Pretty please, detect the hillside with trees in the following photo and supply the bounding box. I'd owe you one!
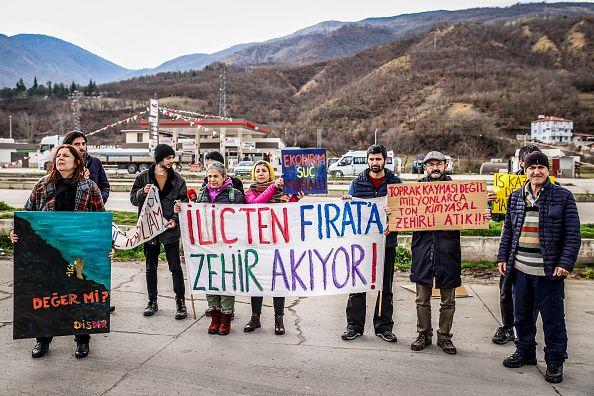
[0,14,592,167]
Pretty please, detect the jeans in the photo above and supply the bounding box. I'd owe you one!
[144,241,185,300]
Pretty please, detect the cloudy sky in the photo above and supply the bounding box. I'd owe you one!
[1,0,576,69]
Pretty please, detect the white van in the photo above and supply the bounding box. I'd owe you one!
[328,150,401,177]
[38,135,64,170]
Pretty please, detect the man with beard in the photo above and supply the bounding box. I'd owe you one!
[63,131,114,312]
[341,144,401,343]
[131,144,189,320]
[409,151,461,355]
[63,131,110,203]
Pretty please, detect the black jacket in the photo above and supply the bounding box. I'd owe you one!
[410,175,462,289]
[497,180,580,277]
[86,155,110,203]
[130,164,188,244]
[348,168,401,247]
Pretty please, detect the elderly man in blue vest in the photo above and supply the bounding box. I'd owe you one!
[497,151,580,384]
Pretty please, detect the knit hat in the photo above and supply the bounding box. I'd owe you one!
[187,188,197,200]
[524,151,549,169]
[251,160,275,181]
[154,144,176,164]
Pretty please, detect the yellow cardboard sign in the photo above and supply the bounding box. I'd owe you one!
[492,173,555,214]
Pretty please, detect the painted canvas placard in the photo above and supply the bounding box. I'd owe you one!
[13,212,112,339]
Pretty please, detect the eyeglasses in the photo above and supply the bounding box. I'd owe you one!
[425,162,444,168]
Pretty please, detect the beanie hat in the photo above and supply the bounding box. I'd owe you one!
[154,144,176,164]
[251,160,275,181]
[524,151,549,169]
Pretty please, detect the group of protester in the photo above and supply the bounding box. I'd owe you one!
[9,133,580,385]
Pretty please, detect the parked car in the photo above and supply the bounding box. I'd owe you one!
[233,160,254,176]
[327,150,400,177]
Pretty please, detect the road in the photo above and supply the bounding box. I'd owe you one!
[0,260,592,395]
[3,189,594,223]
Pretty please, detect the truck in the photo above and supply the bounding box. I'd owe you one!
[37,135,191,173]
[327,150,401,177]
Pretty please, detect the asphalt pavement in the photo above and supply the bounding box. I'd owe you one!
[0,259,592,395]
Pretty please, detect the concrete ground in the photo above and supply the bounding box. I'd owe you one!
[0,259,593,395]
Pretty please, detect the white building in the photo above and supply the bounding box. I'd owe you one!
[531,115,573,144]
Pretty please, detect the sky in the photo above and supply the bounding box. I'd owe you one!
[0,0,578,70]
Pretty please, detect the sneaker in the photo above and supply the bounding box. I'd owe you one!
[545,363,563,383]
[411,333,432,351]
[492,326,514,345]
[503,352,537,368]
[375,330,397,343]
[437,338,457,355]
[341,328,362,341]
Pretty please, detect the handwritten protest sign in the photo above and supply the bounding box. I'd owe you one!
[112,186,167,249]
[180,199,385,297]
[13,212,112,339]
[281,148,327,195]
[492,173,556,214]
[387,181,489,231]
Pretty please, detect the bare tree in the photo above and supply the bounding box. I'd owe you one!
[16,113,38,142]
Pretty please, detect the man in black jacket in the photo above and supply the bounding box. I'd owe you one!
[409,151,460,355]
[131,144,188,320]
[498,152,580,384]
[64,131,116,314]
[341,144,401,343]
[63,131,110,203]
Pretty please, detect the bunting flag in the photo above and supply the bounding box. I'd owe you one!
[3,110,149,167]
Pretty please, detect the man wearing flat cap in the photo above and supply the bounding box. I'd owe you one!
[498,151,580,384]
[131,144,189,320]
[408,151,461,355]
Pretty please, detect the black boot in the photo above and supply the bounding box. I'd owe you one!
[274,315,285,335]
[244,314,261,332]
[545,363,563,383]
[75,342,90,359]
[175,297,187,320]
[31,341,49,358]
[143,299,158,317]
[503,352,537,368]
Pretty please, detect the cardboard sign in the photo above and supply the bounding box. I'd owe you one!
[13,212,112,339]
[180,199,386,296]
[387,181,489,231]
[112,186,168,249]
[281,148,327,195]
[492,173,556,214]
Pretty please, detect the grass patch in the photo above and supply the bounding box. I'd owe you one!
[112,211,138,225]
[113,244,165,261]
[0,234,13,254]
[583,268,594,280]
